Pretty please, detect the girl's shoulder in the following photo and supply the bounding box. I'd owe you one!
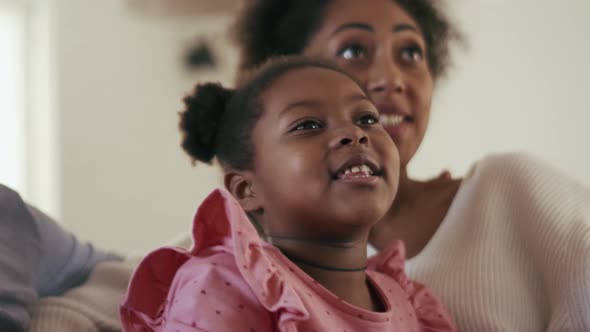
[121,246,271,331]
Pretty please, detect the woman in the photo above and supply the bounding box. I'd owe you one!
[230,0,590,330]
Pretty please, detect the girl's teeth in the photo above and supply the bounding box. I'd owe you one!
[343,164,373,175]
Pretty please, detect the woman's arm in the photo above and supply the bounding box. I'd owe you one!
[498,154,590,331]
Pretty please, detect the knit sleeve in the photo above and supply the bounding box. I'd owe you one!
[544,191,590,331]
[485,153,590,330]
[519,155,590,331]
[547,247,590,331]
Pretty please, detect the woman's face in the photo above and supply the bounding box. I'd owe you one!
[249,67,399,240]
[303,0,434,169]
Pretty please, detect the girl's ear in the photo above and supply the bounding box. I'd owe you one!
[224,171,263,213]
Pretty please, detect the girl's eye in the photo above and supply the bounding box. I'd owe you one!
[293,120,322,131]
[337,44,368,61]
[357,114,379,125]
[400,45,424,63]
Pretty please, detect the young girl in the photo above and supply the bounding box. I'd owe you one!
[120,57,455,331]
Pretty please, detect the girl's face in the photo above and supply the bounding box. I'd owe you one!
[249,67,399,241]
[303,0,434,169]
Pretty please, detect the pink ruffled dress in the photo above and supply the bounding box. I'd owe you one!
[120,189,456,332]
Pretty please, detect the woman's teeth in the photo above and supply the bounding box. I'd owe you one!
[379,114,405,126]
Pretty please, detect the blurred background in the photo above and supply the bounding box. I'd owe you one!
[1,0,589,254]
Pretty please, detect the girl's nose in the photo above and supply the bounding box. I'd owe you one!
[329,125,369,149]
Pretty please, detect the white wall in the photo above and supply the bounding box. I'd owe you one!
[1,0,58,217]
[49,0,590,254]
[412,0,590,186]
[0,4,27,194]
[54,0,238,253]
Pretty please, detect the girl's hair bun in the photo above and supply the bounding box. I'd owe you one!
[179,82,233,164]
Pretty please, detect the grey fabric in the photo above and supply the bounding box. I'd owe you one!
[0,312,23,332]
[0,184,121,332]
[0,184,41,332]
[29,204,121,297]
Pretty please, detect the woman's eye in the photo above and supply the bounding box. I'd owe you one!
[337,44,368,61]
[400,45,424,62]
[357,114,379,125]
[293,120,322,131]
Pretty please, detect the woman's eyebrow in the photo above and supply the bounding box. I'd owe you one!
[394,23,419,34]
[330,22,419,37]
[330,22,374,37]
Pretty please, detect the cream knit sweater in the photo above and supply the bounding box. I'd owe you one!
[405,153,590,331]
[29,260,132,332]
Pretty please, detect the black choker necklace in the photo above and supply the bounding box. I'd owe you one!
[268,235,358,249]
[281,252,367,272]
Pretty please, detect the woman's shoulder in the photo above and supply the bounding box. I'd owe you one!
[462,152,590,219]
[466,152,581,190]
[470,152,550,177]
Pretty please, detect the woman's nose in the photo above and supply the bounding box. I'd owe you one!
[329,125,369,149]
[366,53,405,95]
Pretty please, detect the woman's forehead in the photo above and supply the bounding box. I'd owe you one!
[315,0,420,35]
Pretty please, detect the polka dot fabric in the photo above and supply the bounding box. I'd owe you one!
[120,189,456,331]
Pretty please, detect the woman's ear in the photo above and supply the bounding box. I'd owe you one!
[224,171,263,213]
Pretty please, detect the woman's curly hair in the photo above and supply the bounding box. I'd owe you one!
[231,0,464,80]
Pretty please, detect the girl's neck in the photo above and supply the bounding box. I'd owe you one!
[271,237,380,311]
[271,237,368,273]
